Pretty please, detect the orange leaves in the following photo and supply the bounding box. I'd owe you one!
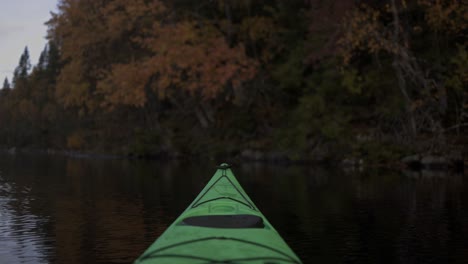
[55,59,91,108]
[125,18,257,101]
[49,0,258,111]
[97,62,150,109]
[190,38,254,98]
[160,32,256,99]
[338,4,384,65]
[418,0,467,34]
[97,12,257,107]
[339,0,467,66]
[102,0,166,40]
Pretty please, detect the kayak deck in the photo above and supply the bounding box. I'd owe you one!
[135,163,302,263]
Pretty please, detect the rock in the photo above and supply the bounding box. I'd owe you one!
[401,154,421,169]
[401,155,421,164]
[254,151,265,161]
[355,134,372,142]
[240,149,254,160]
[47,149,57,155]
[421,155,448,169]
[240,149,265,161]
[421,169,447,178]
[341,158,354,167]
[341,158,363,167]
[402,169,421,178]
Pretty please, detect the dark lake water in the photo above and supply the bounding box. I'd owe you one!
[0,153,467,263]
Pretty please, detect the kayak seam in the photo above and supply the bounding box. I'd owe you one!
[137,253,213,262]
[138,236,300,263]
[140,255,299,263]
[192,196,255,210]
[202,256,300,263]
[191,175,256,211]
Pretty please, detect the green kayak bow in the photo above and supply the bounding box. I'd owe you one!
[135,163,302,264]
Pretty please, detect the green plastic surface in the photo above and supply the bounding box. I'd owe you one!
[135,163,302,263]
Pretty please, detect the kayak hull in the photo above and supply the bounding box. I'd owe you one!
[135,164,302,263]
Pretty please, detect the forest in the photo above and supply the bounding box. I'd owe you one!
[0,0,466,164]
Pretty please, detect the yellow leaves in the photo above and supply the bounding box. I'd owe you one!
[412,25,423,33]
[51,0,258,111]
[156,72,172,94]
[338,5,384,65]
[385,3,392,13]
[339,1,439,66]
[56,59,90,108]
[97,62,149,109]
[419,0,468,33]
[135,20,257,101]
[402,0,407,9]
[94,19,257,107]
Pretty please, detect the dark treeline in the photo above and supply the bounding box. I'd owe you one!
[0,0,466,162]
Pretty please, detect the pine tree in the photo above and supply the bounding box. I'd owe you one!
[2,77,10,90]
[1,77,11,97]
[37,44,49,71]
[13,46,32,85]
[33,41,60,81]
[46,41,60,79]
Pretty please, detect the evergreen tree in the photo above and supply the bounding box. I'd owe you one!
[33,41,60,81]
[13,46,32,85]
[37,44,49,71]
[45,41,60,79]
[2,77,10,90]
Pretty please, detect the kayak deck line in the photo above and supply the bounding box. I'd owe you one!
[135,163,303,264]
[139,255,299,263]
[138,237,300,263]
[190,171,257,211]
[140,255,298,264]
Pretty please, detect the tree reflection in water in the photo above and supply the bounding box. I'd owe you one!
[0,154,466,264]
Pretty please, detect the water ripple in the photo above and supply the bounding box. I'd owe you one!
[1,156,467,263]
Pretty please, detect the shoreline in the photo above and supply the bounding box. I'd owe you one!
[1,147,465,174]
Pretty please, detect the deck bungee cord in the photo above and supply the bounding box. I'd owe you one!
[139,237,300,263]
[191,173,257,210]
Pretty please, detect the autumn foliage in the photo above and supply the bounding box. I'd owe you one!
[0,0,466,160]
[48,0,257,111]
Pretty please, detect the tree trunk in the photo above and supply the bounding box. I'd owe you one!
[391,0,416,137]
[195,105,210,128]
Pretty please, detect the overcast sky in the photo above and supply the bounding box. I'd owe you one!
[0,0,58,83]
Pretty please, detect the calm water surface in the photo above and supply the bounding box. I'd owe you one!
[0,153,467,263]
